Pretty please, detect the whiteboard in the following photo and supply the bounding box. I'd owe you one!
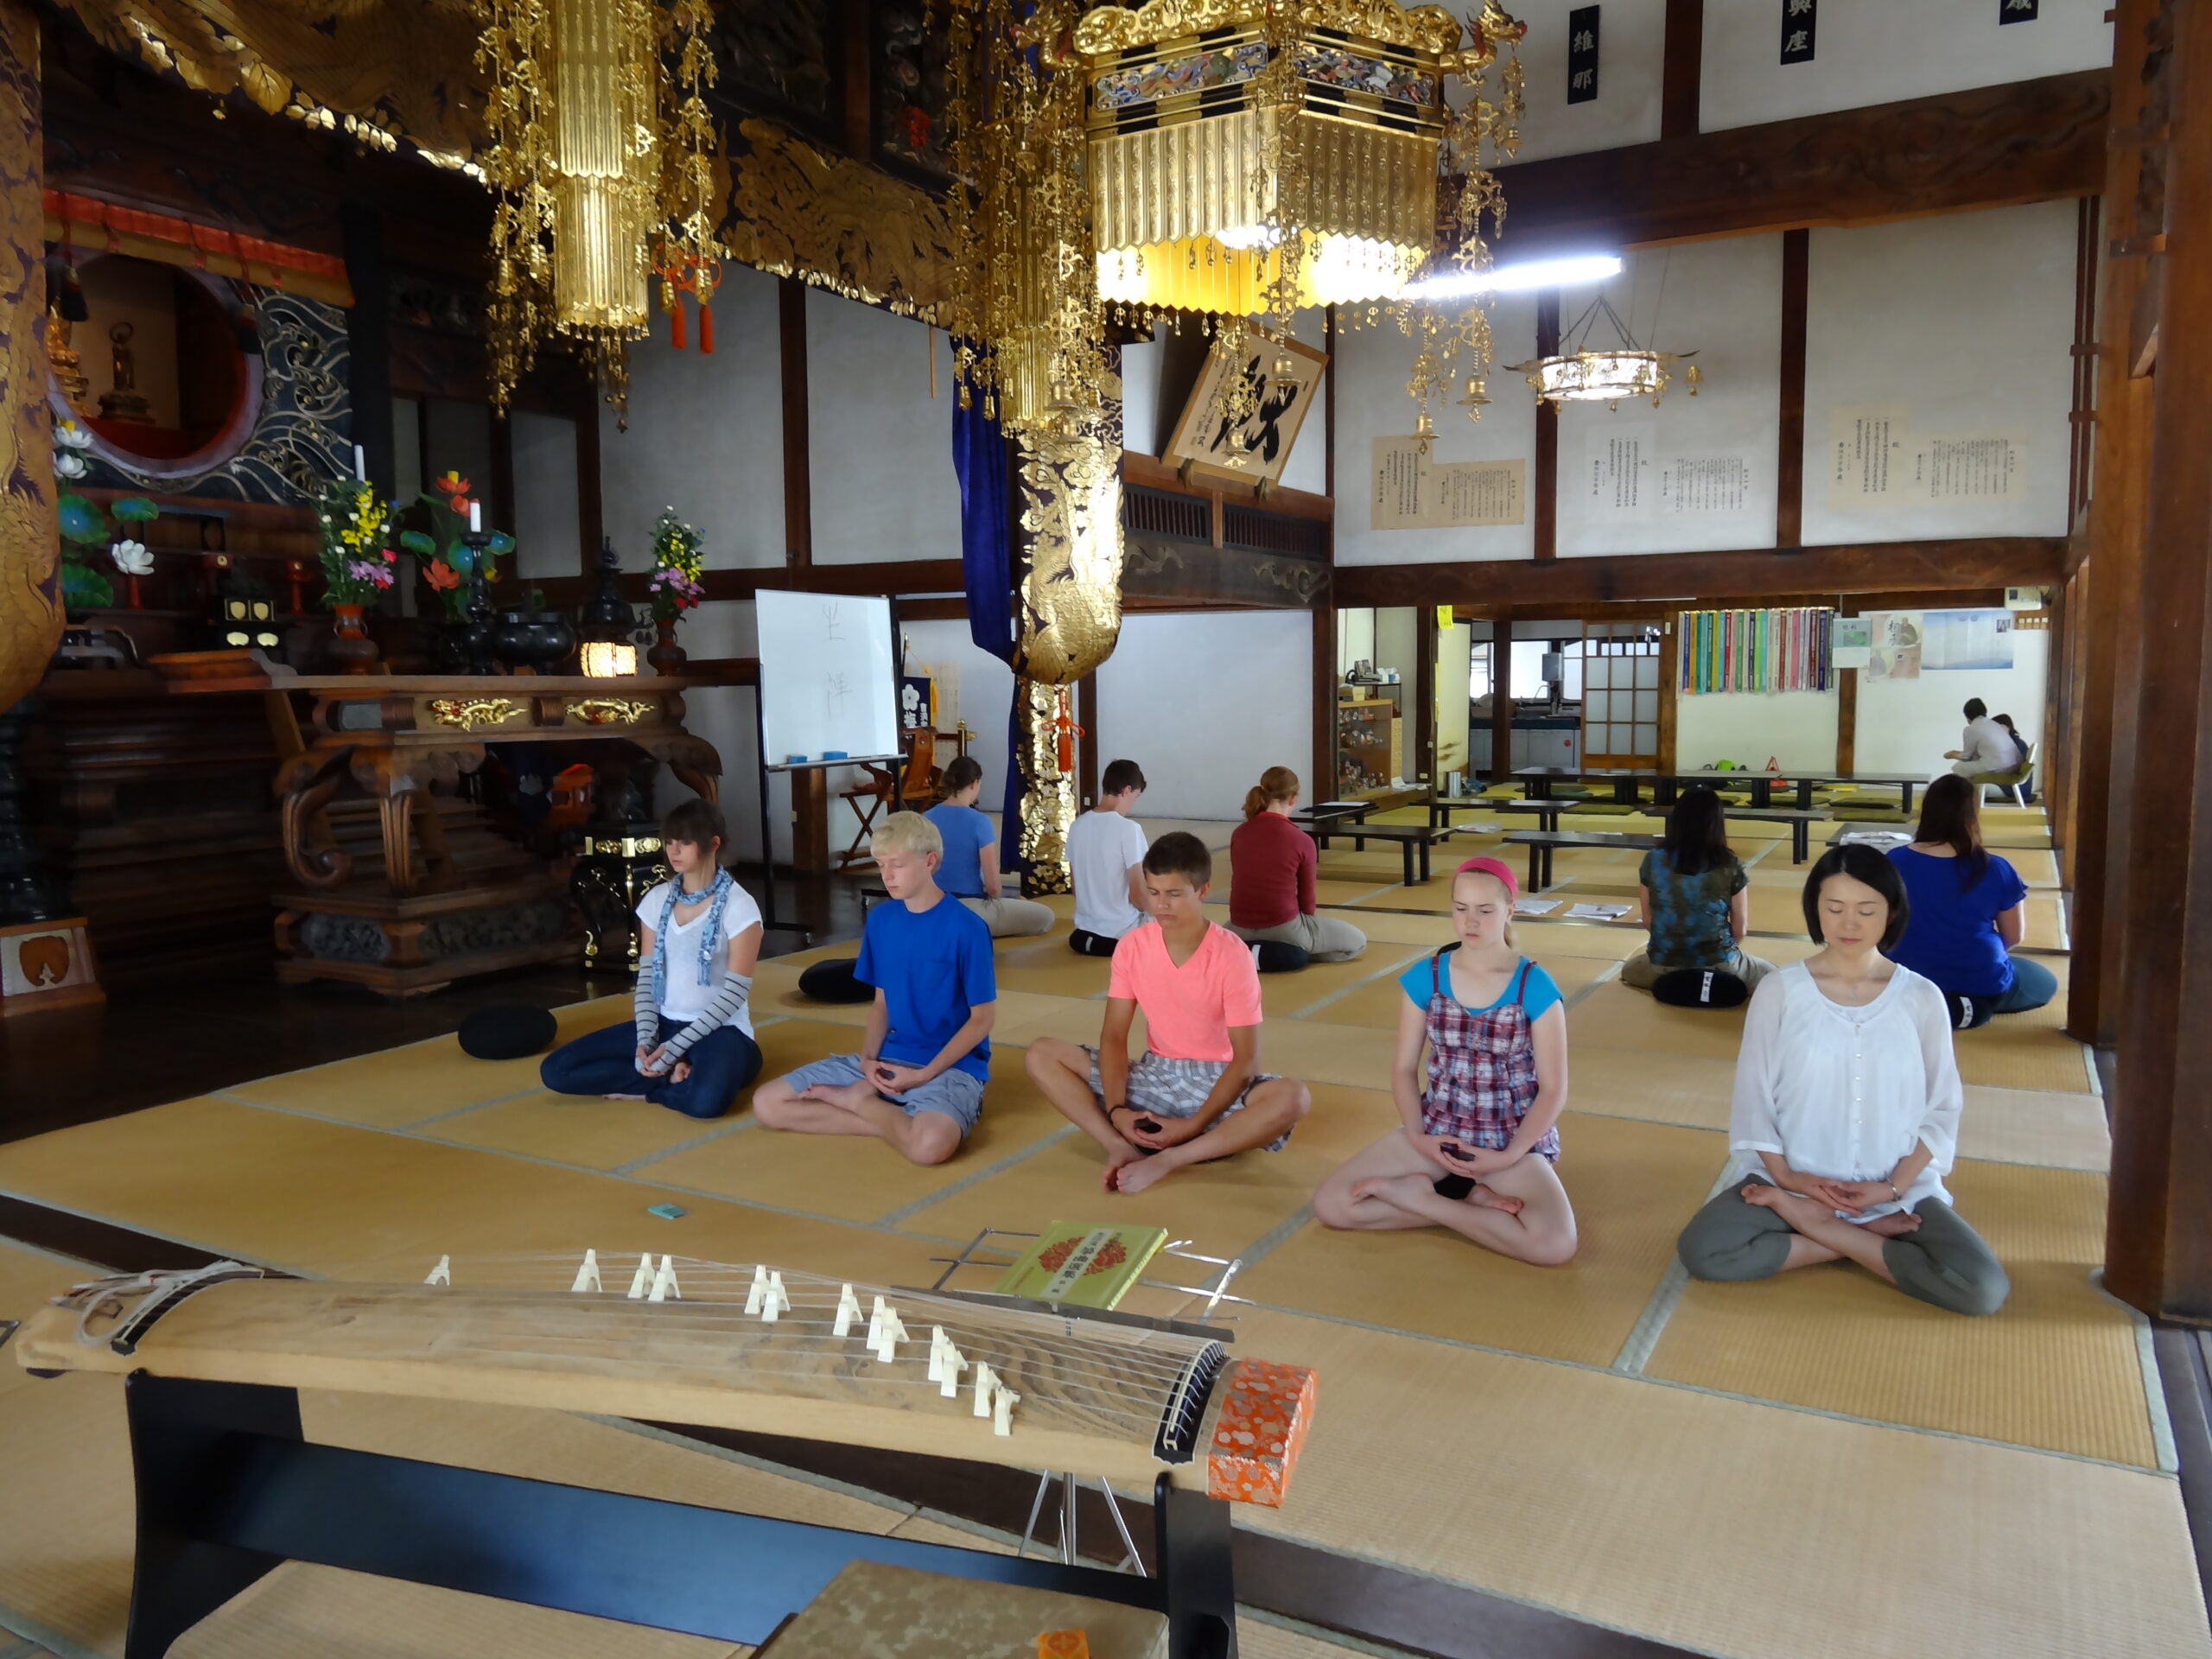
[756,589,900,766]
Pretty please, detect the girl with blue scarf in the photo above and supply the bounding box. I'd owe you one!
[540,799,765,1117]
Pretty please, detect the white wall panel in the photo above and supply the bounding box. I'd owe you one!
[1488,0,1665,164]
[1674,687,1838,773]
[1853,624,2046,776]
[1801,203,2075,546]
[1556,236,1783,556]
[599,263,784,571]
[807,287,963,564]
[1096,612,1313,819]
[1700,0,2110,133]
[1333,292,1539,566]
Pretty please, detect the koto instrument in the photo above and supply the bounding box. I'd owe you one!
[16,1252,1319,1659]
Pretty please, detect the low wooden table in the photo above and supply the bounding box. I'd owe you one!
[1514,766,1660,804]
[1303,819,1471,887]
[271,673,724,995]
[1670,769,1924,813]
[1502,829,1662,891]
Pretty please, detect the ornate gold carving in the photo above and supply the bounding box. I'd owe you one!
[427,696,524,730]
[0,0,57,715]
[570,696,657,726]
[46,0,485,167]
[1074,0,1465,58]
[1013,677,1075,896]
[1013,430,1125,686]
[727,118,955,321]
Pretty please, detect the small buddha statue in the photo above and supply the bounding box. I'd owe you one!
[98,321,154,424]
[46,306,91,414]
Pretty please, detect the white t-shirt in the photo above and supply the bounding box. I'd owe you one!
[635,880,764,1033]
[1069,809,1149,938]
[1960,716,2019,771]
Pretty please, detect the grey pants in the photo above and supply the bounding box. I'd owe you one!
[1677,1177,2010,1316]
[1622,948,1777,992]
[958,894,1056,938]
[1230,912,1367,963]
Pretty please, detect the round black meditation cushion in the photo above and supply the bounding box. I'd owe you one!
[798,959,874,1004]
[1651,967,1750,1009]
[1250,941,1312,975]
[457,1003,559,1059]
[1946,991,1995,1030]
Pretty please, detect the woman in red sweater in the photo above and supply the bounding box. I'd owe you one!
[1227,767,1369,963]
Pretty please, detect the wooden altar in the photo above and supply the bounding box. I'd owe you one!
[271,674,722,995]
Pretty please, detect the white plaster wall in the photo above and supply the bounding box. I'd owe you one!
[1801,203,2075,545]
[1674,688,1839,773]
[898,616,1015,812]
[1489,0,1665,164]
[1334,292,1539,565]
[1700,0,2110,133]
[599,263,785,571]
[1373,607,1419,679]
[1852,624,2047,776]
[512,409,584,582]
[1121,327,1164,456]
[1096,612,1313,818]
[651,601,786,865]
[1556,236,1783,556]
[1337,607,1376,673]
[807,288,963,564]
[1437,621,1472,776]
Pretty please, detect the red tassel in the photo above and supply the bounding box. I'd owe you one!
[669,297,686,351]
[698,302,715,355]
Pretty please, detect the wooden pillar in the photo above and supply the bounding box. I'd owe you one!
[1489,613,1516,783]
[2106,0,2212,1321]
[1532,296,1559,561]
[1414,604,1437,786]
[1077,670,1098,808]
[340,203,396,499]
[2065,0,2160,1048]
[1834,666,1858,774]
[0,0,54,716]
[1776,229,1809,549]
[1661,0,1703,141]
[1313,601,1336,798]
[779,276,812,569]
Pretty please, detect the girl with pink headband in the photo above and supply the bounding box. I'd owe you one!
[1311,856,1579,1265]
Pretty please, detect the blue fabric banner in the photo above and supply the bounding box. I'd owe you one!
[950,377,1027,874]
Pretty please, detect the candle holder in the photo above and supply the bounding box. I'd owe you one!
[461,531,499,677]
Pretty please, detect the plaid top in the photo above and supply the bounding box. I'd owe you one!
[1419,950,1560,1160]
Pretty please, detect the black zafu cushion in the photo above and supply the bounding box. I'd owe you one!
[1251,940,1312,975]
[1651,967,1750,1009]
[1946,991,1995,1030]
[798,959,874,1004]
[458,1002,559,1059]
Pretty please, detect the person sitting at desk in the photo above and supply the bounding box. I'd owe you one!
[1674,846,2010,1316]
[1226,766,1367,965]
[1942,697,2021,781]
[926,755,1055,938]
[1885,774,2056,1025]
[1621,785,1776,995]
[1067,758,1149,957]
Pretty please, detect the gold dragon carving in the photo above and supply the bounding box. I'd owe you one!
[0,0,57,717]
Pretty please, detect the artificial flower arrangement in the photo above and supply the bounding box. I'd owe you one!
[646,506,706,620]
[54,421,161,610]
[316,476,399,607]
[400,469,514,619]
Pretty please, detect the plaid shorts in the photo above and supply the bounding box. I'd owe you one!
[777,1053,985,1135]
[1080,1048,1293,1152]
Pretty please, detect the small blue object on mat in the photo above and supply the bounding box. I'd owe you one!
[785,753,807,765]
[647,1203,688,1220]
[823,750,848,760]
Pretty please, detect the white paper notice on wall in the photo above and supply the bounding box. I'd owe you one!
[1659,455,1754,515]
[1370,438,1525,530]
[1581,422,1655,518]
[1828,404,2025,509]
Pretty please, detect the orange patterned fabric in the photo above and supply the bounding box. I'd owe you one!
[1035,1631,1090,1658]
[1205,1358,1317,1508]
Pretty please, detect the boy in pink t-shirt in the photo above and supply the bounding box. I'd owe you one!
[1024,832,1313,1193]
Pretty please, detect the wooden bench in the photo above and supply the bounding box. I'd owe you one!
[1490,802,1823,862]
[1502,829,1662,891]
[1303,819,1474,887]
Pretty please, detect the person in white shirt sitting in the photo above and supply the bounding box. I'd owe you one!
[1675,843,2010,1316]
[1942,697,2021,781]
[1067,759,1149,957]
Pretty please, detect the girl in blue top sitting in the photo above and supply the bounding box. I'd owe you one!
[1885,775,2056,1025]
[925,755,1055,938]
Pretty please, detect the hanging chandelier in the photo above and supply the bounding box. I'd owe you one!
[1511,291,1700,411]
[477,0,724,418]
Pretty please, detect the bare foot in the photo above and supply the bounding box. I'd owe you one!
[1861,1210,1923,1238]
[1112,1152,1174,1195]
[1465,1183,1526,1217]
[1350,1173,1433,1211]
[1101,1142,1145,1192]
[601,1091,648,1101]
[800,1080,879,1110]
[1741,1183,1802,1212]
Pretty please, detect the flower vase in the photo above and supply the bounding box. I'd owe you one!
[328,604,379,674]
[648,616,688,677]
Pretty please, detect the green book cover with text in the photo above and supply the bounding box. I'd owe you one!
[993,1222,1169,1309]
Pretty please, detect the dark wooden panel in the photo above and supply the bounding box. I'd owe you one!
[1337,538,2066,609]
[1534,291,1560,562]
[536,560,968,609]
[1661,0,1703,142]
[1123,536,1326,608]
[1489,69,2109,259]
[1776,229,1809,549]
[780,276,812,567]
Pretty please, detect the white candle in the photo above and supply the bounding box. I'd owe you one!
[468,499,482,533]
[353,443,365,482]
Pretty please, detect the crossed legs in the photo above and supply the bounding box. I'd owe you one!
[1312,1128,1578,1267]
[749,1073,963,1166]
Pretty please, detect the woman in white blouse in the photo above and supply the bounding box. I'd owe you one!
[1675,844,2010,1315]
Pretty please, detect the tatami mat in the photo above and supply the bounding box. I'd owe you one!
[1238,1112,1726,1366]
[1647,1159,2157,1466]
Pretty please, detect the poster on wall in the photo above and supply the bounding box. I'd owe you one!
[1370,438,1525,530]
[1827,404,2026,509]
[1922,608,2016,671]
[1659,455,1755,515]
[1863,611,1923,682]
[1580,421,1655,518]
[1831,614,1872,670]
[1165,334,1328,486]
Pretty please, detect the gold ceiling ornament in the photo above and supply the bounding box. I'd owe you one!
[46,0,486,167]
[1508,287,1701,412]
[476,0,724,420]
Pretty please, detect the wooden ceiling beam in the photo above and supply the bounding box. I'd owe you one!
[1490,68,2109,258]
[1336,537,2063,609]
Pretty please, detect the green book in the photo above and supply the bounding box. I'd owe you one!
[993,1223,1169,1310]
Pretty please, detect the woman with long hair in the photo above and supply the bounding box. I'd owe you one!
[1225,766,1367,963]
[1884,773,2055,1021]
[924,754,1055,937]
[1622,785,1776,993]
[1675,844,2008,1315]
